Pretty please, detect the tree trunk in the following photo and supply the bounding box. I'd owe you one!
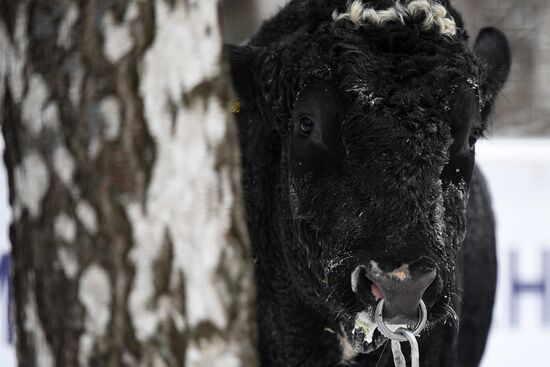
[0,1,257,366]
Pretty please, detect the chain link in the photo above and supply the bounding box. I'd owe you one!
[375,300,425,367]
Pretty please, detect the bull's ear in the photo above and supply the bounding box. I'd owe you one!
[225,44,262,102]
[473,27,511,116]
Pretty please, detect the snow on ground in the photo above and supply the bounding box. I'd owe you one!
[0,138,549,365]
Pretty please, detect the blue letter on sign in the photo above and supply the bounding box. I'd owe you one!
[0,254,11,344]
[509,250,550,326]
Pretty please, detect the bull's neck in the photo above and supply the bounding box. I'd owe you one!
[242,176,343,364]
[237,119,343,365]
[254,252,343,367]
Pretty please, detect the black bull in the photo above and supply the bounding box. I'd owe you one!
[228,0,511,366]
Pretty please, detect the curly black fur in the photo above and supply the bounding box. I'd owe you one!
[228,1,511,366]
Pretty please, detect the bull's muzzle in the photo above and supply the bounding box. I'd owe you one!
[351,258,437,325]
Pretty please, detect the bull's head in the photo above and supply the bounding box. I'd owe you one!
[229,0,510,356]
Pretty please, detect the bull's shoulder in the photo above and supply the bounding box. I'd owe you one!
[457,163,497,366]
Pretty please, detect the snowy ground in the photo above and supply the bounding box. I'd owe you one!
[0,138,549,365]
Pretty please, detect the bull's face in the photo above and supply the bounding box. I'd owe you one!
[229,1,510,356]
[287,74,476,352]
[284,33,509,353]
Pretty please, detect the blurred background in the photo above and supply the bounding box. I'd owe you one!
[1,0,549,365]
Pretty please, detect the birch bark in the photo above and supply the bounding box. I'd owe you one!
[0,1,256,366]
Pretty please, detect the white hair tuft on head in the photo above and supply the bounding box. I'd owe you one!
[333,0,457,37]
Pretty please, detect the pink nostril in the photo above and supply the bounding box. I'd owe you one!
[371,283,383,301]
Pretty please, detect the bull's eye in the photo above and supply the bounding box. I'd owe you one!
[469,128,482,149]
[299,116,315,136]
[290,79,343,175]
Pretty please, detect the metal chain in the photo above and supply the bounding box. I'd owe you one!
[375,300,425,367]
[391,328,420,367]
[391,340,407,367]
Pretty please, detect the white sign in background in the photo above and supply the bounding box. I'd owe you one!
[0,136,15,366]
[0,138,548,366]
[478,139,550,366]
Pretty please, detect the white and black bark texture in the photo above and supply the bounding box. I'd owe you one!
[0,0,257,366]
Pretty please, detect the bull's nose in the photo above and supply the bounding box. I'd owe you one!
[351,259,437,324]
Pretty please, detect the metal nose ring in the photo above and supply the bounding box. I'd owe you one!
[375,299,428,341]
